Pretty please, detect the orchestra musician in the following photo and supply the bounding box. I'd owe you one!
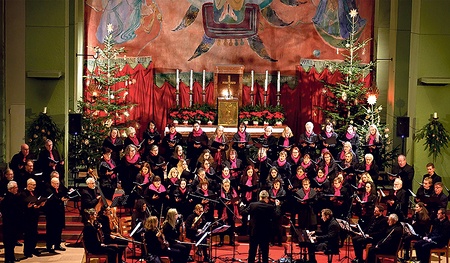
[269,178,286,246]
[142,120,161,159]
[146,145,166,179]
[298,122,319,160]
[168,145,185,172]
[239,190,281,263]
[402,202,431,261]
[98,147,118,200]
[102,127,124,165]
[208,125,229,168]
[185,204,210,263]
[187,121,208,171]
[162,208,192,262]
[44,176,68,252]
[97,205,127,262]
[319,122,338,157]
[82,208,120,263]
[366,214,403,263]
[351,205,388,263]
[217,178,239,246]
[232,122,252,164]
[81,177,101,217]
[0,181,21,263]
[162,123,183,161]
[306,208,340,263]
[131,199,149,243]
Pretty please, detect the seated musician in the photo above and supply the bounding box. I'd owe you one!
[97,205,127,262]
[265,167,283,189]
[366,214,403,263]
[402,202,431,261]
[232,122,252,164]
[287,147,302,176]
[272,150,292,182]
[144,176,169,217]
[223,149,244,182]
[144,216,183,263]
[295,178,317,230]
[239,166,259,235]
[307,208,340,263]
[162,208,192,262]
[351,205,388,263]
[414,208,450,263]
[131,199,149,243]
[167,145,185,172]
[194,179,216,222]
[359,153,379,183]
[82,208,121,263]
[208,126,229,168]
[177,159,194,184]
[269,178,286,246]
[135,163,153,198]
[185,204,210,262]
[356,181,377,228]
[217,179,239,246]
[172,178,192,218]
[81,178,101,220]
[386,178,407,221]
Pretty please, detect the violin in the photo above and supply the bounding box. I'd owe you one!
[179,216,186,242]
[192,208,208,228]
[157,228,169,249]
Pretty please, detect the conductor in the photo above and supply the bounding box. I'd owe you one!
[240,190,281,263]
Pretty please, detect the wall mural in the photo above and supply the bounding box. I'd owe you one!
[85,0,374,72]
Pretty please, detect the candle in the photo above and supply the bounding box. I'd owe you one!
[176,69,179,92]
[434,112,438,119]
[277,71,280,93]
[265,70,268,92]
[202,70,205,91]
[251,70,254,93]
[43,107,47,114]
[190,70,193,92]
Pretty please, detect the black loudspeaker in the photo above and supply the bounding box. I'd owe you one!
[69,113,82,135]
[397,117,410,138]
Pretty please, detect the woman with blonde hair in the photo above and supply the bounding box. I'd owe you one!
[165,167,180,191]
[162,209,192,261]
[278,126,295,152]
[209,125,229,167]
[124,126,142,151]
[364,124,383,166]
[144,216,183,262]
[176,159,193,183]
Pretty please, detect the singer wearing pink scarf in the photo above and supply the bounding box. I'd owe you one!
[217,179,239,246]
[319,122,338,157]
[187,122,208,170]
[277,126,295,152]
[272,150,291,180]
[364,124,383,167]
[102,127,124,165]
[209,126,229,167]
[295,178,318,229]
[268,179,286,246]
[232,122,252,162]
[124,126,142,153]
[98,147,118,200]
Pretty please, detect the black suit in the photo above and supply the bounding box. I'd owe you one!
[367,222,403,263]
[20,189,41,256]
[38,149,64,183]
[83,222,118,263]
[392,164,414,193]
[308,217,340,262]
[0,191,21,262]
[44,184,68,249]
[351,215,388,261]
[81,188,99,220]
[240,200,280,263]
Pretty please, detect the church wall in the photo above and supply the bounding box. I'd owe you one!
[412,0,450,191]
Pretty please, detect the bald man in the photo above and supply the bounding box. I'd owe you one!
[10,144,35,174]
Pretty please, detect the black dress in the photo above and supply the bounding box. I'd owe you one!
[102,136,124,165]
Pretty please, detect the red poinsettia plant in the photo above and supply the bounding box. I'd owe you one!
[239,104,285,125]
[169,104,217,124]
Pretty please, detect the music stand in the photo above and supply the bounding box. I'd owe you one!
[336,218,352,263]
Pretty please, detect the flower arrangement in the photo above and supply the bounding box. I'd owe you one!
[169,104,217,125]
[239,104,285,125]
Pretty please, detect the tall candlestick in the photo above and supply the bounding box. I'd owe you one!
[277,71,280,93]
[265,70,268,92]
[190,70,193,92]
[251,70,254,93]
[202,70,206,103]
[176,69,179,92]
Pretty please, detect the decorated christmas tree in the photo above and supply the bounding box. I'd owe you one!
[415,115,450,161]
[69,24,138,169]
[317,9,397,169]
[26,110,63,155]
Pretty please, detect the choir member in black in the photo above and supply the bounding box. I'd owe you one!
[18,160,43,194]
[319,151,338,182]
[253,147,272,187]
[351,205,388,263]
[337,141,358,164]
[177,159,194,184]
[168,145,185,172]
[146,145,166,178]
[295,178,317,230]
[144,176,169,216]
[299,154,316,179]
[0,181,21,263]
[258,126,278,161]
[209,125,229,168]
[357,172,374,190]
[135,162,153,198]
[81,177,100,213]
[341,151,359,185]
[238,166,259,235]
[287,147,302,176]
[44,177,68,252]
[172,178,192,218]
[298,121,319,159]
[272,150,291,183]
[366,214,404,263]
[0,169,15,197]
[289,166,308,193]
[423,162,441,185]
[386,178,407,221]
[120,144,142,208]
[142,120,161,159]
[265,167,283,189]
[343,124,360,159]
[98,147,118,200]
[131,199,149,243]
[390,155,414,192]
[307,208,340,263]
[402,202,431,261]
[124,126,142,151]
[162,208,192,262]
[433,182,448,211]
[187,121,208,170]
[356,182,377,228]
[38,139,64,184]
[216,166,237,192]
[102,127,124,165]
[162,123,183,160]
[165,167,180,194]
[186,204,210,262]
[414,208,450,263]
[224,149,243,183]
[232,122,252,164]
[10,143,35,175]
[217,179,239,246]
[319,122,338,157]
[192,168,213,190]
[360,153,379,183]
[82,209,119,263]
[364,124,383,169]
[278,126,295,152]
[329,177,348,219]
[21,178,46,257]
[196,149,216,170]
[415,176,434,205]
[268,178,286,246]
[194,179,216,222]
[97,205,127,262]
[239,190,281,263]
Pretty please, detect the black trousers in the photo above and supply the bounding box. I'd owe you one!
[352,235,373,260]
[23,219,38,255]
[248,236,270,263]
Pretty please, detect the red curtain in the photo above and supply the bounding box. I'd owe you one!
[84,65,371,140]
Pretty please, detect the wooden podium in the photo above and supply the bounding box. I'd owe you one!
[214,65,244,126]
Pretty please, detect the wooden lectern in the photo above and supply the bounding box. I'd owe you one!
[214,65,244,126]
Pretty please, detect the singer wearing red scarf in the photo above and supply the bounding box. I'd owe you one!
[232,122,253,162]
[98,147,118,200]
[364,124,383,167]
[295,178,318,230]
[102,128,124,165]
[187,122,208,170]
